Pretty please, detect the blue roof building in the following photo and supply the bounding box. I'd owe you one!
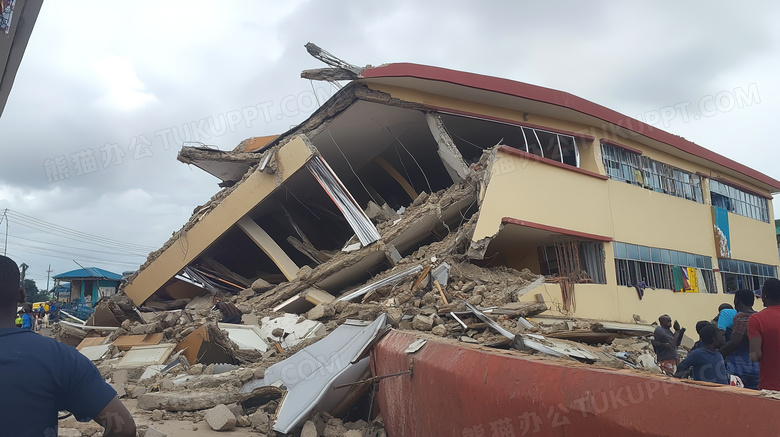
[53,267,122,307]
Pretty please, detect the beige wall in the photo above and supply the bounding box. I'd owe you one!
[124,137,314,305]
[518,282,755,334]
[728,212,780,265]
[473,150,614,242]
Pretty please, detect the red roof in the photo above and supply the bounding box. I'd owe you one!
[362,63,780,192]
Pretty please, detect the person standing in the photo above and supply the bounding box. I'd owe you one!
[749,278,780,391]
[20,304,33,330]
[653,315,685,375]
[0,255,136,436]
[674,324,729,384]
[720,289,760,389]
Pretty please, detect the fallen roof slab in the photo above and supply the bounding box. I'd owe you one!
[241,314,389,434]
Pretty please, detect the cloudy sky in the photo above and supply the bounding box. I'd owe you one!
[1,1,779,287]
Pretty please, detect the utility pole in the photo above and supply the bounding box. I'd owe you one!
[46,264,53,295]
[1,209,7,256]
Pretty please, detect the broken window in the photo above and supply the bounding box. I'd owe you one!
[310,101,454,212]
[438,113,580,167]
[710,179,769,223]
[601,143,703,203]
[537,240,606,284]
[718,258,777,293]
[613,242,717,293]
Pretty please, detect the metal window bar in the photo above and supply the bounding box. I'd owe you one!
[533,130,545,159]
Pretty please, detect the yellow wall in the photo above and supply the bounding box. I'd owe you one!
[473,150,614,242]
[728,212,780,265]
[124,137,314,305]
[606,180,716,255]
[518,282,754,334]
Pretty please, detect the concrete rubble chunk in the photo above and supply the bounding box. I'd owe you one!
[137,390,244,412]
[301,420,319,437]
[250,410,269,429]
[57,429,81,437]
[151,409,164,421]
[205,404,237,431]
[144,425,167,437]
[412,314,434,331]
[307,303,335,320]
[252,277,274,291]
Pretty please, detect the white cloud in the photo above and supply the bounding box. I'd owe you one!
[93,55,158,110]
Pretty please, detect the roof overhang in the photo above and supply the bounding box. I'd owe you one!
[360,63,780,193]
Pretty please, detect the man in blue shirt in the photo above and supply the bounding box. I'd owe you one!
[674,324,729,385]
[0,255,136,436]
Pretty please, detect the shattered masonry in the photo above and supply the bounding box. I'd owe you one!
[59,50,780,435]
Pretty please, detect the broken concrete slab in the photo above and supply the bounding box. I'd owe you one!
[116,344,176,369]
[218,323,269,352]
[256,313,326,349]
[78,344,111,361]
[204,404,237,431]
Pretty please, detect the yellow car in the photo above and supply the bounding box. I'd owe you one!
[32,302,49,312]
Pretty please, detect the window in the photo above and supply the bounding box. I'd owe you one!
[718,258,777,293]
[613,242,717,293]
[601,143,703,203]
[439,113,581,167]
[710,179,769,223]
[538,240,606,284]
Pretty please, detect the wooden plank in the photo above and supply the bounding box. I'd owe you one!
[112,333,165,351]
[411,266,432,292]
[76,336,107,350]
[433,280,449,305]
[237,216,300,281]
[305,288,336,305]
[374,156,418,200]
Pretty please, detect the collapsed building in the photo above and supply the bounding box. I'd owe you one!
[124,46,780,331]
[58,46,780,435]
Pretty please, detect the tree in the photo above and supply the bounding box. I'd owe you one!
[22,278,50,303]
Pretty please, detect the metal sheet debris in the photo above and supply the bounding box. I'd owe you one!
[337,264,423,302]
[241,314,389,434]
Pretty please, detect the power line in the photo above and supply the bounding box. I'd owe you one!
[4,209,158,252]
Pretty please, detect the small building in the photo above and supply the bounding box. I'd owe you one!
[53,268,122,307]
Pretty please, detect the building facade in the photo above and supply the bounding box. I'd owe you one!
[123,62,779,331]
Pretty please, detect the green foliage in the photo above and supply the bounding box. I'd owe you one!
[22,278,51,303]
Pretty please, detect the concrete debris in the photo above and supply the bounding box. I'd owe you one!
[204,404,237,431]
[49,51,723,436]
[144,426,167,437]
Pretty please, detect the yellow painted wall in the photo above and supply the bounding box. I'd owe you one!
[518,282,748,334]
[606,180,716,255]
[473,150,614,242]
[728,212,780,265]
[124,137,314,305]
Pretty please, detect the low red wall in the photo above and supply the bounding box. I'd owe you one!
[372,330,778,437]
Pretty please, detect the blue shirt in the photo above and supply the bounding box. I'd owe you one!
[0,328,116,436]
[677,348,729,385]
[717,308,737,331]
[21,313,32,330]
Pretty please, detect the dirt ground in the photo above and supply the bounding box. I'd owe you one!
[58,398,261,437]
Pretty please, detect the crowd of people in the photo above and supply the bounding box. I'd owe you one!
[14,300,58,331]
[653,278,780,392]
